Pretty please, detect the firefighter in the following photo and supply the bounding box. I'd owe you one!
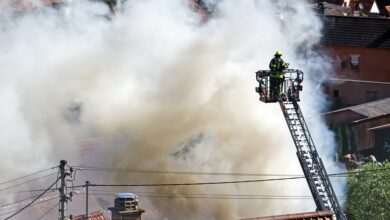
[269,50,289,101]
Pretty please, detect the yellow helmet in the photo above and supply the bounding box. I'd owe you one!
[275,50,282,56]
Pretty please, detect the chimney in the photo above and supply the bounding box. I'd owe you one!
[109,193,145,220]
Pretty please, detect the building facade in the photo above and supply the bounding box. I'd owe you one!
[317,8,390,162]
[324,98,390,160]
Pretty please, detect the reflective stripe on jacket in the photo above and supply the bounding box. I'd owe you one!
[269,57,286,78]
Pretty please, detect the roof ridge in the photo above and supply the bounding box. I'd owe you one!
[323,97,390,115]
[323,14,390,20]
[327,78,390,84]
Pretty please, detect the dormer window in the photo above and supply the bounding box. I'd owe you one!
[350,54,360,68]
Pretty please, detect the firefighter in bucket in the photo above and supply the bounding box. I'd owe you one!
[269,50,289,101]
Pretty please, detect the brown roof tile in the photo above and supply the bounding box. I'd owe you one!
[324,97,390,119]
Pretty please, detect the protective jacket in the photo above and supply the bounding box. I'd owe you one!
[269,57,288,78]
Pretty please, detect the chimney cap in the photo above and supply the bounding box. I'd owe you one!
[115,193,137,199]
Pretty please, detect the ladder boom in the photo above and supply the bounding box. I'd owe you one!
[255,69,346,220]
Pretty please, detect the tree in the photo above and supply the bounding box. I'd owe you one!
[346,162,390,220]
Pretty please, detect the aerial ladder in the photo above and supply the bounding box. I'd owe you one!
[255,69,347,220]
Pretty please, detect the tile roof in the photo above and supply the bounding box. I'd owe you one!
[71,211,106,220]
[241,211,334,220]
[309,0,345,4]
[311,0,375,14]
[324,97,390,118]
[321,15,390,48]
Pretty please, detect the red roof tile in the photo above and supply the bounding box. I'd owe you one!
[71,211,107,220]
[241,211,334,220]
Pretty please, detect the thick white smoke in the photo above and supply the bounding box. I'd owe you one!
[0,0,344,219]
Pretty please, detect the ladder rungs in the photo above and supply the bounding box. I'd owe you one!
[280,100,344,218]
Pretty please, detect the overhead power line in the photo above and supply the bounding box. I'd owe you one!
[79,192,348,200]
[0,173,57,193]
[14,167,390,194]
[0,190,58,210]
[0,168,54,187]
[74,168,389,188]
[79,190,347,199]
[74,166,390,177]
[37,202,58,220]
[0,194,46,209]
[0,197,59,218]
[74,175,309,188]
[14,188,58,194]
[74,166,302,177]
[4,178,59,220]
[83,192,316,200]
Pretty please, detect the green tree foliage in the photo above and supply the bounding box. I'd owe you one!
[346,162,390,220]
[330,124,356,157]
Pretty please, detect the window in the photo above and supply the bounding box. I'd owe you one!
[350,54,360,68]
[367,91,378,102]
[324,85,330,94]
[333,89,342,109]
[341,60,347,69]
[333,90,339,98]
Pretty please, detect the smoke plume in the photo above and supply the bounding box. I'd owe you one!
[0,0,344,219]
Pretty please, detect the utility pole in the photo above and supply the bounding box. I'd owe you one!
[85,181,89,220]
[59,160,73,220]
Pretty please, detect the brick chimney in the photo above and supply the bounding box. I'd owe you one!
[108,193,145,220]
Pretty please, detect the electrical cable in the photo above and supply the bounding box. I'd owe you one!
[0,197,58,217]
[75,168,388,188]
[3,178,59,220]
[12,175,311,192]
[73,165,390,177]
[0,173,57,193]
[76,192,338,200]
[93,193,314,200]
[37,202,58,220]
[0,168,54,187]
[0,195,39,210]
[0,190,57,209]
[81,190,347,198]
[78,170,385,188]
[74,166,302,177]
[14,167,390,194]
[75,175,310,188]
[0,194,44,209]
[14,188,58,193]
[55,169,60,195]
